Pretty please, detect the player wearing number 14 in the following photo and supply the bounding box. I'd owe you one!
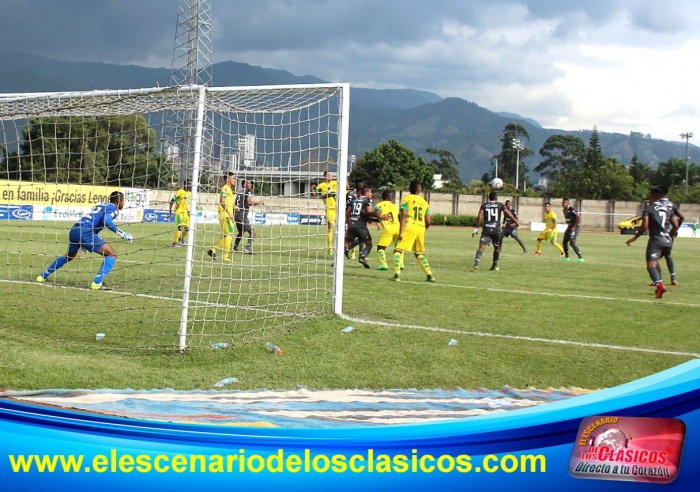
[471,191,518,271]
[392,180,435,282]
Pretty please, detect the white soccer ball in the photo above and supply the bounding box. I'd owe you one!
[490,178,504,189]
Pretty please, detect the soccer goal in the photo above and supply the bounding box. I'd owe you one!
[0,84,350,351]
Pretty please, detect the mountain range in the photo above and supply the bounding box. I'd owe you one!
[1,50,697,181]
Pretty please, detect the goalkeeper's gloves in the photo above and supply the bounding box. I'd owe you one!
[472,228,479,237]
[117,229,133,243]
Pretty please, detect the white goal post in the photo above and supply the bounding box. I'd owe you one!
[0,83,350,352]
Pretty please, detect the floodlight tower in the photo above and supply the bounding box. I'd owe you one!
[163,0,214,187]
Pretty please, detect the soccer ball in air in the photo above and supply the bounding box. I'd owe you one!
[490,178,504,189]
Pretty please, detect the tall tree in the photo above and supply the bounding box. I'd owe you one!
[585,126,604,170]
[350,139,434,190]
[426,148,463,190]
[628,154,653,185]
[20,115,162,187]
[536,135,586,180]
[495,123,532,188]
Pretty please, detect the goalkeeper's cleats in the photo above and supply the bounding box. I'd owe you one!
[90,282,111,291]
[35,275,47,283]
[358,257,370,269]
[207,249,217,260]
[426,275,436,282]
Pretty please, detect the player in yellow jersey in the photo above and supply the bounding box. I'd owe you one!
[208,172,237,263]
[392,179,435,282]
[374,189,403,271]
[313,171,337,255]
[168,180,191,247]
[534,202,565,256]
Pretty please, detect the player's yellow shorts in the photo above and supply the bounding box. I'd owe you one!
[378,227,399,248]
[175,213,189,228]
[218,214,235,235]
[325,207,336,225]
[395,228,426,254]
[538,229,557,242]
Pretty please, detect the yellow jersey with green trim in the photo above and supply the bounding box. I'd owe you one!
[315,180,337,209]
[172,188,191,215]
[375,200,399,231]
[544,210,557,231]
[218,184,235,217]
[400,194,430,231]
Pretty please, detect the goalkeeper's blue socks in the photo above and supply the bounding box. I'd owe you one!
[42,255,70,279]
[93,256,116,285]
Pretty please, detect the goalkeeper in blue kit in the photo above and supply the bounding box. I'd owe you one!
[36,191,133,290]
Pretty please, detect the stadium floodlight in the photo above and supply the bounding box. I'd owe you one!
[681,132,693,194]
[512,139,525,192]
[0,83,350,352]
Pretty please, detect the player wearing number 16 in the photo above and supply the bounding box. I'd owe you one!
[392,179,435,282]
[471,190,518,272]
[35,191,133,291]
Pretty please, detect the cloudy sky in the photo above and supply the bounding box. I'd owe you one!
[2,0,698,142]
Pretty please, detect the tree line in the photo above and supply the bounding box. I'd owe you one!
[350,124,700,204]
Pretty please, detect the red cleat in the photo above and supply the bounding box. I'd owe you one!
[655,283,667,299]
[648,282,656,287]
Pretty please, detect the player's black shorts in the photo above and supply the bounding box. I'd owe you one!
[346,226,372,244]
[502,226,519,239]
[646,239,672,262]
[564,225,580,242]
[234,213,253,234]
[480,230,502,247]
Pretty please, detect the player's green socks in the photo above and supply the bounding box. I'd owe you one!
[416,254,432,275]
[393,252,402,275]
[377,249,388,268]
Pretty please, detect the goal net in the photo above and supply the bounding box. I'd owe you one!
[0,84,349,351]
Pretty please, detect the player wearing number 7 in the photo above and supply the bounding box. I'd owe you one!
[36,191,133,291]
[374,189,403,271]
[392,179,435,282]
[471,190,518,272]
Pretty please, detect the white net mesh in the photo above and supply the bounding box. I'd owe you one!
[0,84,348,351]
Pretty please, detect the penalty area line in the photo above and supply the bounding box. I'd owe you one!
[339,314,700,358]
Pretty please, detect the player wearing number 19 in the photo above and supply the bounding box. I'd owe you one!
[471,191,518,272]
[392,180,435,282]
[35,191,133,290]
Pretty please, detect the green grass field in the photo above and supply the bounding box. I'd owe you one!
[1,221,698,392]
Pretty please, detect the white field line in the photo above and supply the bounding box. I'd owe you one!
[347,273,700,309]
[0,279,296,317]
[340,314,700,358]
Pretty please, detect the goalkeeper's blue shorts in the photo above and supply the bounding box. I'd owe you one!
[68,225,105,254]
